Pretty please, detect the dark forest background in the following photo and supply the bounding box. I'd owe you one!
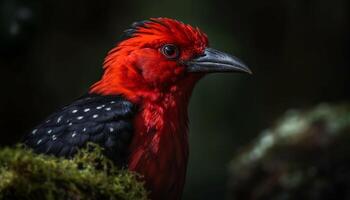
[0,0,349,199]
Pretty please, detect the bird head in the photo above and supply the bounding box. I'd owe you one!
[90,18,251,102]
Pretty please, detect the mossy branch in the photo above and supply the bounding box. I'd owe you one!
[0,143,148,200]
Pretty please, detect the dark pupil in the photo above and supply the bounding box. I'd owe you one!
[164,45,175,56]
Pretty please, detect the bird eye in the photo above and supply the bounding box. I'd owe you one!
[161,44,179,59]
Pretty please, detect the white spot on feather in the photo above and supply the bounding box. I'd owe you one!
[47,129,52,134]
[93,114,98,118]
[32,129,37,135]
[84,108,90,112]
[77,116,84,120]
[37,139,42,145]
[57,116,62,123]
[52,135,57,140]
[72,109,78,113]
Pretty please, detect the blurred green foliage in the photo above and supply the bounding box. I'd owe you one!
[229,103,350,200]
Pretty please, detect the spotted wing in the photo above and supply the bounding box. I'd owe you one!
[23,94,136,165]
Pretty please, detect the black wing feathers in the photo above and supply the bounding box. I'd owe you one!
[23,94,136,166]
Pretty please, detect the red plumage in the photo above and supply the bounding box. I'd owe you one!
[90,18,208,199]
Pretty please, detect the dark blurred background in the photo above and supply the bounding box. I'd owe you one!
[0,0,349,199]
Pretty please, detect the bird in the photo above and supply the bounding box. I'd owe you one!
[23,17,251,200]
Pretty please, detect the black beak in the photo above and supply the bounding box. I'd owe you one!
[186,48,252,74]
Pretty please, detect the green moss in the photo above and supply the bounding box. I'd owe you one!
[0,144,148,200]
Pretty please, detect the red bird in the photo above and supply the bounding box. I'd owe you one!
[23,18,251,200]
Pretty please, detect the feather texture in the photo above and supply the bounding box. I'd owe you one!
[23,94,135,165]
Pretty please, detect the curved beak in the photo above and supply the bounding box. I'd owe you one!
[186,48,252,74]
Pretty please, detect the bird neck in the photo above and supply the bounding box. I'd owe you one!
[127,84,193,200]
[127,74,197,158]
[127,77,201,200]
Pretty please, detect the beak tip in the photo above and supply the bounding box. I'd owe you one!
[245,67,253,75]
[237,63,253,75]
